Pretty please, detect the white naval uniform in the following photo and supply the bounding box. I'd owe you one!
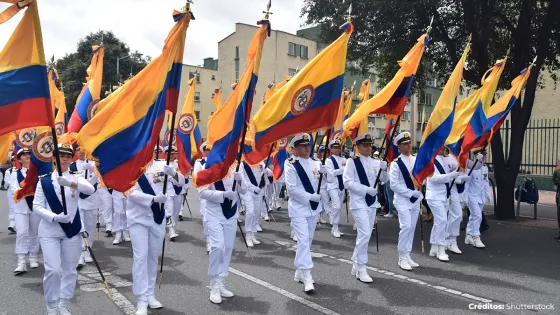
[126,160,185,303]
[466,159,484,237]
[193,158,208,237]
[6,168,16,225]
[198,169,246,285]
[98,186,113,227]
[241,162,266,233]
[285,157,323,271]
[74,160,100,250]
[426,155,451,246]
[343,154,386,267]
[444,154,463,242]
[319,158,331,217]
[11,167,41,257]
[112,190,128,233]
[33,171,94,304]
[272,172,285,209]
[165,161,187,227]
[389,154,423,256]
[326,154,347,231]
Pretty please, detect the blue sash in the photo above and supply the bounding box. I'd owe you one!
[16,169,34,210]
[200,159,206,166]
[330,156,345,191]
[69,162,78,173]
[108,188,113,194]
[396,158,418,203]
[434,159,450,199]
[353,157,376,207]
[137,174,164,224]
[456,182,466,194]
[242,162,262,193]
[172,184,182,195]
[214,180,237,219]
[292,160,319,210]
[40,176,82,238]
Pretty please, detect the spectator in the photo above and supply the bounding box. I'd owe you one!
[553,161,560,241]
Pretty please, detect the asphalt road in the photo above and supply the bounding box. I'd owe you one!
[1,189,559,315]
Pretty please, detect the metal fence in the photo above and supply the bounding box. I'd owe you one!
[485,119,560,176]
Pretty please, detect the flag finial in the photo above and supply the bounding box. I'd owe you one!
[344,2,355,22]
[263,0,273,19]
[426,15,434,34]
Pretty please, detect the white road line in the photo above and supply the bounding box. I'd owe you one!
[275,240,493,304]
[78,266,136,315]
[229,267,343,315]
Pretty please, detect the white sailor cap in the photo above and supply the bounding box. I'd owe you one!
[154,145,164,153]
[290,133,311,148]
[393,131,412,146]
[328,139,342,149]
[353,133,373,145]
[318,145,325,152]
[163,145,178,153]
[199,142,209,152]
[16,147,30,157]
[58,143,74,155]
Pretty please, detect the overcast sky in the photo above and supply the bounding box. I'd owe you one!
[0,0,309,66]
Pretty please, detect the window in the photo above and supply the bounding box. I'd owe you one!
[317,43,327,53]
[194,110,200,121]
[403,111,410,121]
[376,128,383,139]
[288,68,297,76]
[419,91,432,105]
[235,46,239,59]
[376,86,382,94]
[300,45,308,58]
[189,72,200,82]
[367,122,375,138]
[194,92,200,102]
[211,93,215,99]
[235,46,240,81]
[211,74,216,81]
[288,42,297,56]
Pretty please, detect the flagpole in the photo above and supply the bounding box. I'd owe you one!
[316,128,332,195]
[81,231,112,297]
[260,143,276,222]
[50,127,68,215]
[373,115,402,189]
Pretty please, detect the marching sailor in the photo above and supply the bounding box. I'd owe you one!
[197,161,245,304]
[326,139,347,238]
[285,133,327,292]
[193,142,211,252]
[6,152,16,233]
[241,160,266,247]
[112,189,130,244]
[164,145,185,241]
[99,184,114,236]
[317,146,330,225]
[389,132,423,271]
[33,143,95,315]
[444,151,469,254]
[12,147,42,274]
[343,134,387,282]
[126,145,185,315]
[72,146,99,267]
[465,150,486,248]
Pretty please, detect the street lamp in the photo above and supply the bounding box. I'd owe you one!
[116,54,131,85]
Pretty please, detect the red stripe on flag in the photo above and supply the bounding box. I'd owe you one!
[0,98,52,134]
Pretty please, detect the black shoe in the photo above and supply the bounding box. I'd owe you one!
[179,214,184,221]
[0,186,6,191]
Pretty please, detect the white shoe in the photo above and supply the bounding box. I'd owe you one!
[147,296,163,309]
[210,288,222,304]
[398,258,412,271]
[303,271,315,292]
[264,214,270,221]
[465,235,474,245]
[356,268,373,283]
[251,234,261,245]
[353,223,357,231]
[135,301,148,315]
[123,230,131,242]
[429,245,439,257]
[437,246,450,262]
[319,216,327,224]
[14,255,27,275]
[407,255,420,268]
[179,211,184,221]
[473,236,486,248]
[29,253,39,268]
[46,301,58,315]
[256,224,263,232]
[383,213,394,218]
[331,230,341,238]
[206,238,211,253]
[294,269,304,282]
[83,250,93,263]
[112,232,123,245]
[350,263,357,276]
[77,252,86,268]
[58,299,72,315]
[169,227,179,241]
[246,233,254,247]
[291,231,297,242]
[447,239,462,254]
[220,286,234,298]
[8,220,16,233]
[105,224,113,236]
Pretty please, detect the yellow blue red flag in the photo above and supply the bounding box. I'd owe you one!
[0,0,53,136]
[272,137,289,181]
[357,79,370,102]
[412,43,470,185]
[194,19,270,186]
[250,22,353,155]
[212,87,222,109]
[332,87,353,140]
[77,7,193,192]
[176,78,202,176]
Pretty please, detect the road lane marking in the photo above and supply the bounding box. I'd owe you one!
[78,266,136,315]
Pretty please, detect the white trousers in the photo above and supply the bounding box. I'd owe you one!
[243,195,261,233]
[445,200,463,239]
[80,208,98,249]
[351,207,376,266]
[7,190,15,221]
[466,199,483,237]
[171,194,184,226]
[200,200,208,237]
[15,212,41,255]
[427,199,449,246]
[320,189,331,215]
[206,216,237,278]
[112,194,128,232]
[98,187,113,225]
[397,206,420,255]
[40,235,82,303]
[290,215,318,270]
[328,189,345,230]
[129,223,165,302]
[273,182,284,209]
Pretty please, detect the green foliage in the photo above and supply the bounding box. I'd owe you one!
[54,30,150,113]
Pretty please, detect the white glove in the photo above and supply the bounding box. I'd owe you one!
[56,176,74,187]
[412,190,423,199]
[458,174,470,182]
[265,168,272,176]
[253,187,262,194]
[81,163,95,172]
[163,165,177,177]
[477,153,484,162]
[319,165,328,174]
[223,190,236,200]
[366,186,375,196]
[53,213,71,223]
[447,171,460,179]
[335,168,344,176]
[233,171,243,181]
[153,192,167,204]
[309,193,321,202]
[379,161,388,171]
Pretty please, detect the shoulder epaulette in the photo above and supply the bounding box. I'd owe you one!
[393,157,399,162]
[353,156,359,160]
[288,157,295,164]
[70,171,81,175]
[38,172,52,178]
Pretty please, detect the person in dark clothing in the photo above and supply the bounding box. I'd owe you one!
[553,162,560,241]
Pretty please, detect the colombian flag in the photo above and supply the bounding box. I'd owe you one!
[0,1,53,136]
[412,43,470,185]
[260,81,275,107]
[446,59,506,156]
[193,19,270,186]
[357,79,371,103]
[477,66,532,149]
[77,8,193,192]
[48,68,68,138]
[332,87,353,141]
[14,128,53,202]
[342,35,427,139]
[212,87,222,109]
[383,116,400,162]
[0,132,15,164]
[67,45,105,134]
[457,59,507,169]
[272,137,289,181]
[250,22,353,154]
[176,78,202,176]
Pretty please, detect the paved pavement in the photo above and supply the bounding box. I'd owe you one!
[1,189,559,315]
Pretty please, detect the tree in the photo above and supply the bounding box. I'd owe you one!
[302,0,560,220]
[54,30,150,113]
